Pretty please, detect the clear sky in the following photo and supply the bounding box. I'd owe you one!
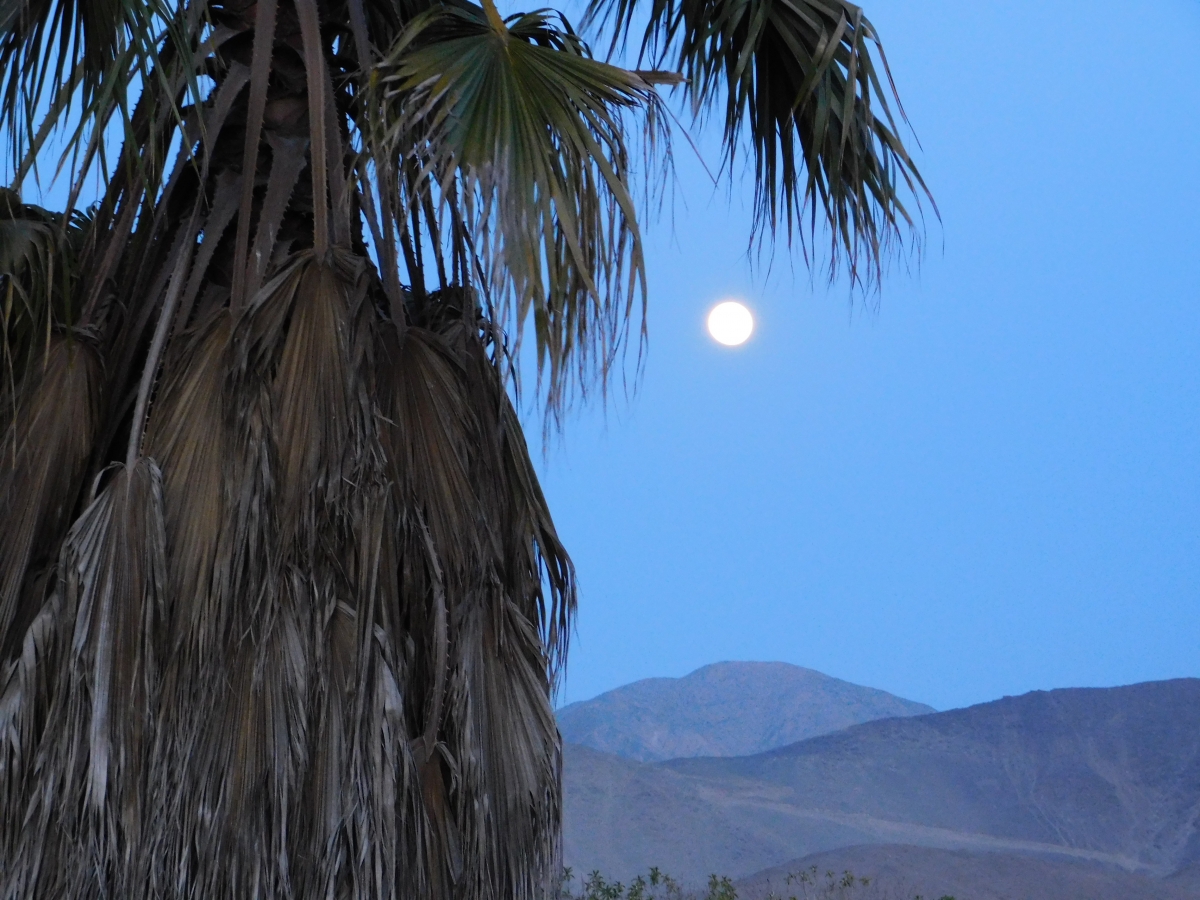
[535,0,1200,711]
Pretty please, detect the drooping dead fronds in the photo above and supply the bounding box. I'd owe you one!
[9,458,165,898]
[0,337,101,662]
[373,294,575,899]
[0,191,92,390]
[250,250,373,549]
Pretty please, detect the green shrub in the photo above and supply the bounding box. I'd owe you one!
[557,867,735,900]
[764,865,955,900]
[556,867,954,900]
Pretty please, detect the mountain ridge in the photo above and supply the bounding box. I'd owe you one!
[557,661,934,762]
[666,678,1200,875]
[564,677,1200,887]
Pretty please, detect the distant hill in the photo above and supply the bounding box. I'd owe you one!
[556,662,934,762]
[668,679,1200,876]
[736,844,1199,900]
[564,741,852,882]
[563,678,1200,888]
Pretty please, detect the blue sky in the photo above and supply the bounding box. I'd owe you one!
[535,0,1200,711]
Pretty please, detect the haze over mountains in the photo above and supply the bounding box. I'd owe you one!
[560,664,1200,899]
[557,662,934,761]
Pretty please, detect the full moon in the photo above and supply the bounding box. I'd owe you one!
[707,300,754,346]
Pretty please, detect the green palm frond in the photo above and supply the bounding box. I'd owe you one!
[586,0,932,282]
[0,0,195,191]
[368,4,665,413]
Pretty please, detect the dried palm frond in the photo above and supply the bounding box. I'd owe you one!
[9,457,165,898]
[0,190,91,387]
[0,575,61,866]
[143,309,231,658]
[0,336,101,663]
[0,202,103,895]
[226,248,373,550]
[369,288,574,899]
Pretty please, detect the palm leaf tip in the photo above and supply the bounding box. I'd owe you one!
[587,0,935,285]
[0,0,194,189]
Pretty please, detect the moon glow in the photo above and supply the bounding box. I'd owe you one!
[707,301,754,346]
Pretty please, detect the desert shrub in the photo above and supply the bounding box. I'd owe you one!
[765,866,873,900]
[557,868,953,900]
[766,866,955,900]
[557,868,735,900]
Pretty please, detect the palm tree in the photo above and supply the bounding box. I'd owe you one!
[0,0,927,895]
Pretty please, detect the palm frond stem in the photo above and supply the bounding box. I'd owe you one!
[229,0,278,310]
[125,194,200,468]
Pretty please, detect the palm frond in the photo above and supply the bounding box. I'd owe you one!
[0,0,199,197]
[0,578,63,866]
[143,308,230,658]
[368,6,665,414]
[137,324,293,899]
[10,457,165,897]
[374,290,574,898]
[0,336,101,663]
[237,248,373,545]
[0,190,91,387]
[586,0,931,282]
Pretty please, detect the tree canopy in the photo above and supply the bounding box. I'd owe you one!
[0,0,928,896]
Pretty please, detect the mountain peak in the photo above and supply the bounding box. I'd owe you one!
[557,661,933,762]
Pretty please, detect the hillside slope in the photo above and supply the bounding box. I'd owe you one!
[669,678,1200,876]
[564,679,1200,885]
[563,742,883,881]
[736,844,1198,900]
[557,662,933,762]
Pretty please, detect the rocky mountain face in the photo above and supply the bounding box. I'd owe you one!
[562,677,1200,891]
[556,662,934,762]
